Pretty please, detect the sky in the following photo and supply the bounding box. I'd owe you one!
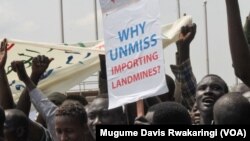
[0,0,250,91]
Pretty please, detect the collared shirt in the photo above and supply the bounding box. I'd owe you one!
[170,59,196,110]
[30,88,58,141]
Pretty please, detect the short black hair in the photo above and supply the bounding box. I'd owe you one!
[48,92,66,106]
[158,74,176,102]
[65,94,88,106]
[230,83,250,93]
[146,102,192,125]
[214,92,250,124]
[4,109,29,139]
[200,74,229,93]
[56,102,87,126]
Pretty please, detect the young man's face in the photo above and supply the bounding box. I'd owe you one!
[86,97,125,139]
[55,116,85,141]
[190,102,200,125]
[196,76,226,114]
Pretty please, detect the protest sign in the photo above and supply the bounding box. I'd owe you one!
[100,0,168,109]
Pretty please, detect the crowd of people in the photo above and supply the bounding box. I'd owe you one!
[0,0,250,141]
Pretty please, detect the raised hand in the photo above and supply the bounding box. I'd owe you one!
[11,61,29,82]
[175,23,197,64]
[0,39,7,69]
[177,23,197,47]
[31,55,54,78]
[0,38,15,109]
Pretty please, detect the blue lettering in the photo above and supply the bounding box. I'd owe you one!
[118,21,146,42]
[130,25,139,39]
[110,33,157,61]
[118,28,130,42]
[139,21,146,34]
[128,41,139,54]
[119,46,128,58]
[139,39,143,51]
[109,48,118,61]
[150,34,157,47]
[144,36,150,49]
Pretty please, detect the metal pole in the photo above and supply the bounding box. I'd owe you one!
[59,0,65,43]
[94,0,99,40]
[177,0,181,18]
[204,0,210,74]
[235,77,239,85]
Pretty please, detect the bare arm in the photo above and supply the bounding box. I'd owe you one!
[11,61,36,91]
[12,58,54,141]
[17,55,53,116]
[0,40,48,141]
[12,58,58,141]
[225,0,250,87]
[244,13,250,45]
[0,39,15,109]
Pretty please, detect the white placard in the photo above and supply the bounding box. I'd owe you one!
[100,0,168,109]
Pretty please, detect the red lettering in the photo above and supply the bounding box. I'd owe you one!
[111,51,159,75]
[111,65,160,89]
[121,63,127,70]
[112,81,117,89]
[112,65,123,75]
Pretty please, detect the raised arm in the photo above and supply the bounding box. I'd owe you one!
[11,59,54,141]
[0,39,15,109]
[17,55,52,116]
[177,24,196,64]
[170,23,197,110]
[244,13,250,45]
[12,58,58,141]
[225,0,250,87]
[0,40,49,141]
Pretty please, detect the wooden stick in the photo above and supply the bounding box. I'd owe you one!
[136,100,144,117]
